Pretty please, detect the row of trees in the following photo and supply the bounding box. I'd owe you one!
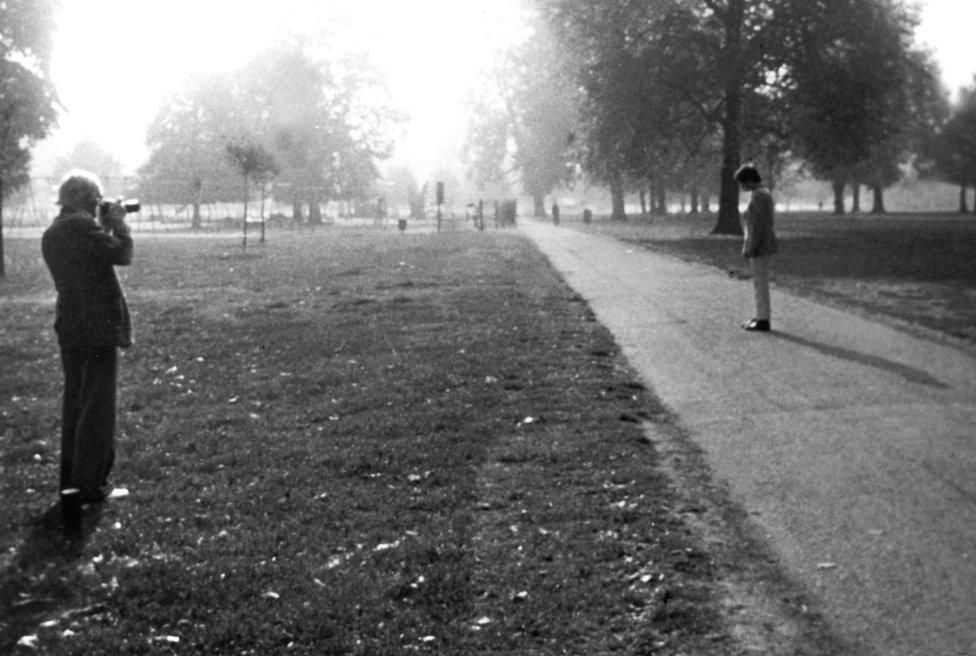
[137,42,403,227]
[466,0,965,233]
[0,5,403,276]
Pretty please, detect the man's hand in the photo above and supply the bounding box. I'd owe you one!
[103,201,129,232]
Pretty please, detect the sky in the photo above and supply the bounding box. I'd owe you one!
[33,0,526,179]
[31,0,976,180]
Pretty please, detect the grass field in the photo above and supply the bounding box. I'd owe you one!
[0,228,842,654]
[570,211,976,346]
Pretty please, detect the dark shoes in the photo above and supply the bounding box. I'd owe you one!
[743,319,771,332]
[82,487,129,504]
[61,486,129,538]
[60,489,83,536]
[66,486,130,506]
[79,489,107,504]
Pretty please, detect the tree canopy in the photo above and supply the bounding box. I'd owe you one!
[0,0,60,276]
[920,82,976,211]
[519,0,934,226]
[483,23,578,217]
[138,42,403,225]
[51,139,124,190]
[788,0,941,213]
[137,74,242,226]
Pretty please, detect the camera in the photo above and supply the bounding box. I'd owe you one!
[98,198,140,225]
[99,198,141,216]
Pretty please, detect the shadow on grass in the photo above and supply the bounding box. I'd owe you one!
[0,503,103,651]
[771,331,951,389]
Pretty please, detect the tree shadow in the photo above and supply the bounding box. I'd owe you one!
[770,331,951,389]
[0,501,103,650]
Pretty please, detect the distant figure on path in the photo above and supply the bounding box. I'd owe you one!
[734,164,777,332]
[42,170,133,508]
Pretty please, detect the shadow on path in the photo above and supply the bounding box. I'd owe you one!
[0,502,103,651]
[771,331,951,389]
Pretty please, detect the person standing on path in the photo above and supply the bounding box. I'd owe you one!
[735,164,777,332]
[42,170,133,510]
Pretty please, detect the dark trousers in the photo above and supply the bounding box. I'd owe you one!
[59,345,118,496]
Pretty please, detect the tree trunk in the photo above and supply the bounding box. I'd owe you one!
[639,189,647,215]
[291,199,304,223]
[690,186,700,215]
[711,0,745,235]
[241,176,249,250]
[609,171,627,221]
[960,184,969,213]
[832,178,846,215]
[870,184,886,214]
[655,185,667,215]
[851,183,861,213]
[533,193,546,218]
[308,198,322,225]
[260,186,267,243]
[191,179,204,229]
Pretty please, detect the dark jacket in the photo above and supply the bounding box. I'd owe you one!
[42,210,133,349]
[740,189,778,258]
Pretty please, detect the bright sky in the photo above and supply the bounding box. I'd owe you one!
[914,0,976,96]
[34,0,526,178]
[32,0,976,178]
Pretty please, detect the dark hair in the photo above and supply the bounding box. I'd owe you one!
[733,165,762,185]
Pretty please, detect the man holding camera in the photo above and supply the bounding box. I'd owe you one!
[42,170,134,510]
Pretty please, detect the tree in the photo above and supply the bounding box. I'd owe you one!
[536,0,762,227]
[921,83,976,212]
[789,0,938,215]
[538,0,756,229]
[238,44,402,224]
[855,45,943,215]
[384,165,427,219]
[537,0,914,229]
[462,99,511,195]
[334,146,380,213]
[495,25,577,218]
[138,74,242,227]
[139,43,402,228]
[226,141,278,246]
[51,139,124,190]
[669,0,892,230]
[0,0,59,277]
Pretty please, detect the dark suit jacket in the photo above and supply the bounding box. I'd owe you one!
[42,210,133,349]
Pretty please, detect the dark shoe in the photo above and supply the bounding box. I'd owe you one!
[79,487,129,505]
[78,488,106,505]
[60,489,82,537]
[743,319,771,332]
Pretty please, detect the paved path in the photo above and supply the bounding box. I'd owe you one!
[521,220,976,656]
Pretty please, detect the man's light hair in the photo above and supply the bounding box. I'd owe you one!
[57,169,103,210]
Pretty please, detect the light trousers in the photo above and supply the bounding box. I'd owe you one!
[750,255,772,321]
